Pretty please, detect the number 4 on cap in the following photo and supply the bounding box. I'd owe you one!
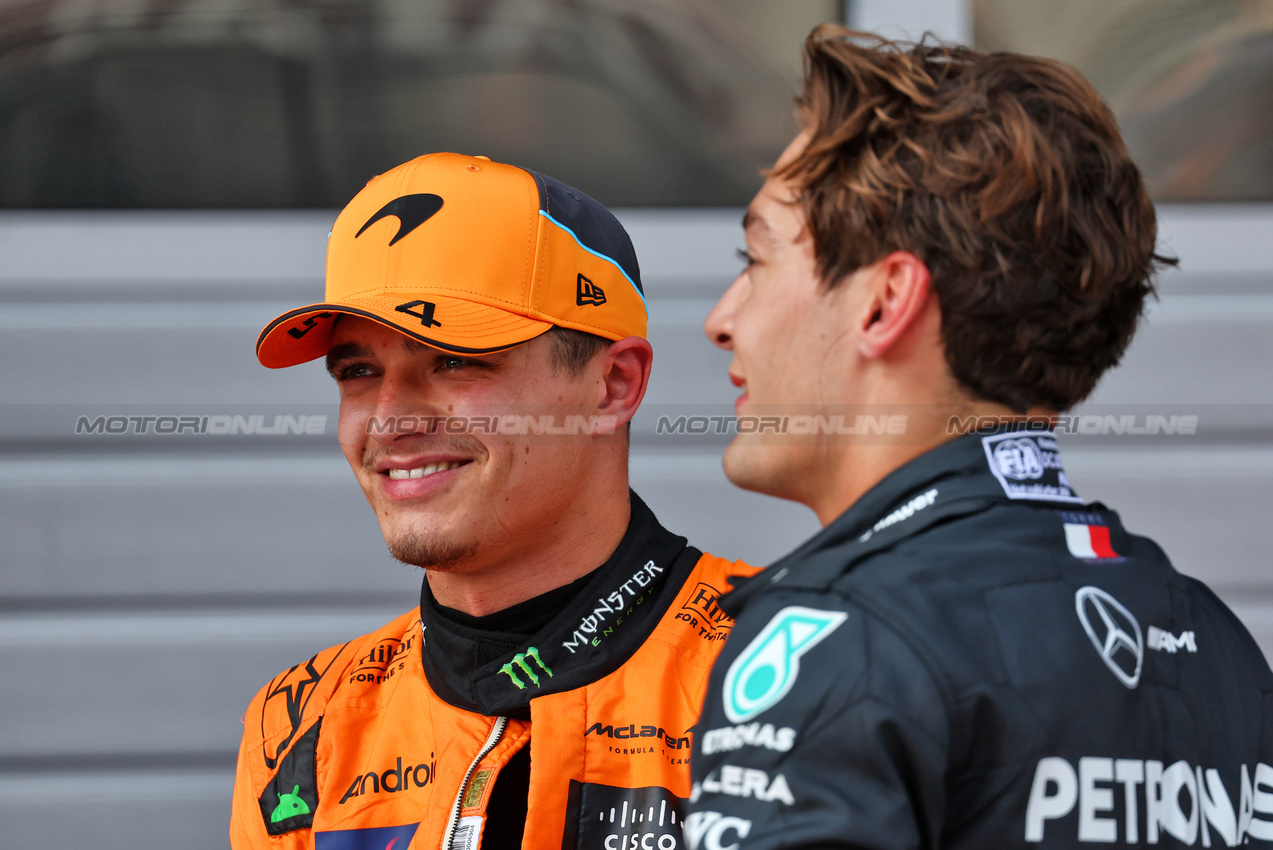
[395,300,442,328]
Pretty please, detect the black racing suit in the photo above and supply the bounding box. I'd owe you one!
[688,429,1273,850]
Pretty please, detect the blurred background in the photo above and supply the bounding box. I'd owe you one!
[0,0,1270,846]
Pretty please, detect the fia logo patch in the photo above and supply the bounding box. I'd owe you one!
[981,431,1083,504]
[722,606,847,723]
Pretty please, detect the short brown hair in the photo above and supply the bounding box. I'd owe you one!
[781,26,1175,411]
[547,325,611,377]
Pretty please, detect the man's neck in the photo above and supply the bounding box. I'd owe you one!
[427,567,597,634]
[809,401,1053,526]
[424,486,633,617]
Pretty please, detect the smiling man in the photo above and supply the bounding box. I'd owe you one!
[230,153,755,849]
[686,27,1273,850]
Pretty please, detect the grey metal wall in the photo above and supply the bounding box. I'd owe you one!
[1,206,1270,847]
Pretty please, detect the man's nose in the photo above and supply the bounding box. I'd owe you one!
[704,277,741,349]
[369,374,447,437]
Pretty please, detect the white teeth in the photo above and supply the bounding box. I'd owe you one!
[388,461,462,481]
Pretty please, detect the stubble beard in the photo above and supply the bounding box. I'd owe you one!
[386,531,478,571]
[361,437,486,570]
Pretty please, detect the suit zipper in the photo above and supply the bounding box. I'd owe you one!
[441,715,509,850]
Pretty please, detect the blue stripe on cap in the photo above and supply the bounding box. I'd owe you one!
[539,210,647,308]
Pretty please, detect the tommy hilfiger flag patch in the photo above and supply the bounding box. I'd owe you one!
[1061,513,1119,559]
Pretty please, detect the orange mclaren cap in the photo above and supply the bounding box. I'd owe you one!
[256,152,647,368]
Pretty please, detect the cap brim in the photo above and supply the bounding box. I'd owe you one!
[256,293,554,369]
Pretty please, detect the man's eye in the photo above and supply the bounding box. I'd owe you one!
[437,357,471,371]
[736,248,757,268]
[332,363,375,382]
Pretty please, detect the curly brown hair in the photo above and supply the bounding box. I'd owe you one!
[780,25,1175,412]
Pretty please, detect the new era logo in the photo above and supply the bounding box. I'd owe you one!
[576,274,606,306]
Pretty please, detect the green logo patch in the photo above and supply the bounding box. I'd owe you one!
[722,606,847,723]
[271,785,311,823]
[257,718,321,835]
[498,647,553,690]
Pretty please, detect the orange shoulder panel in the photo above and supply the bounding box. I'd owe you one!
[656,552,761,663]
[230,609,422,849]
[531,552,760,810]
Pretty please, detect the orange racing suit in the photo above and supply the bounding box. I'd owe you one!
[230,494,757,849]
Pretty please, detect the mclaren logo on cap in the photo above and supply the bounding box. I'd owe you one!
[576,273,607,306]
[355,194,444,246]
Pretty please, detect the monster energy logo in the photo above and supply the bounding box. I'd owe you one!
[498,647,553,690]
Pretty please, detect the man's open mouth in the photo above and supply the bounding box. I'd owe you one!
[386,460,471,480]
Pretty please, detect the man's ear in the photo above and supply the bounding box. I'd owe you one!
[597,336,653,426]
[857,251,933,359]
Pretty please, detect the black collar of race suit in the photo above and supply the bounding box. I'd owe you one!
[428,567,597,641]
[419,490,701,717]
[720,428,1088,615]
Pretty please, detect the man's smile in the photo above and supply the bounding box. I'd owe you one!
[386,460,469,480]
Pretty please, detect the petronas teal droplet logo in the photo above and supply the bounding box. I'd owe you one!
[270,785,311,824]
[723,606,847,723]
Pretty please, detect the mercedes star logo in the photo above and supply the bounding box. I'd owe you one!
[1075,586,1144,688]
